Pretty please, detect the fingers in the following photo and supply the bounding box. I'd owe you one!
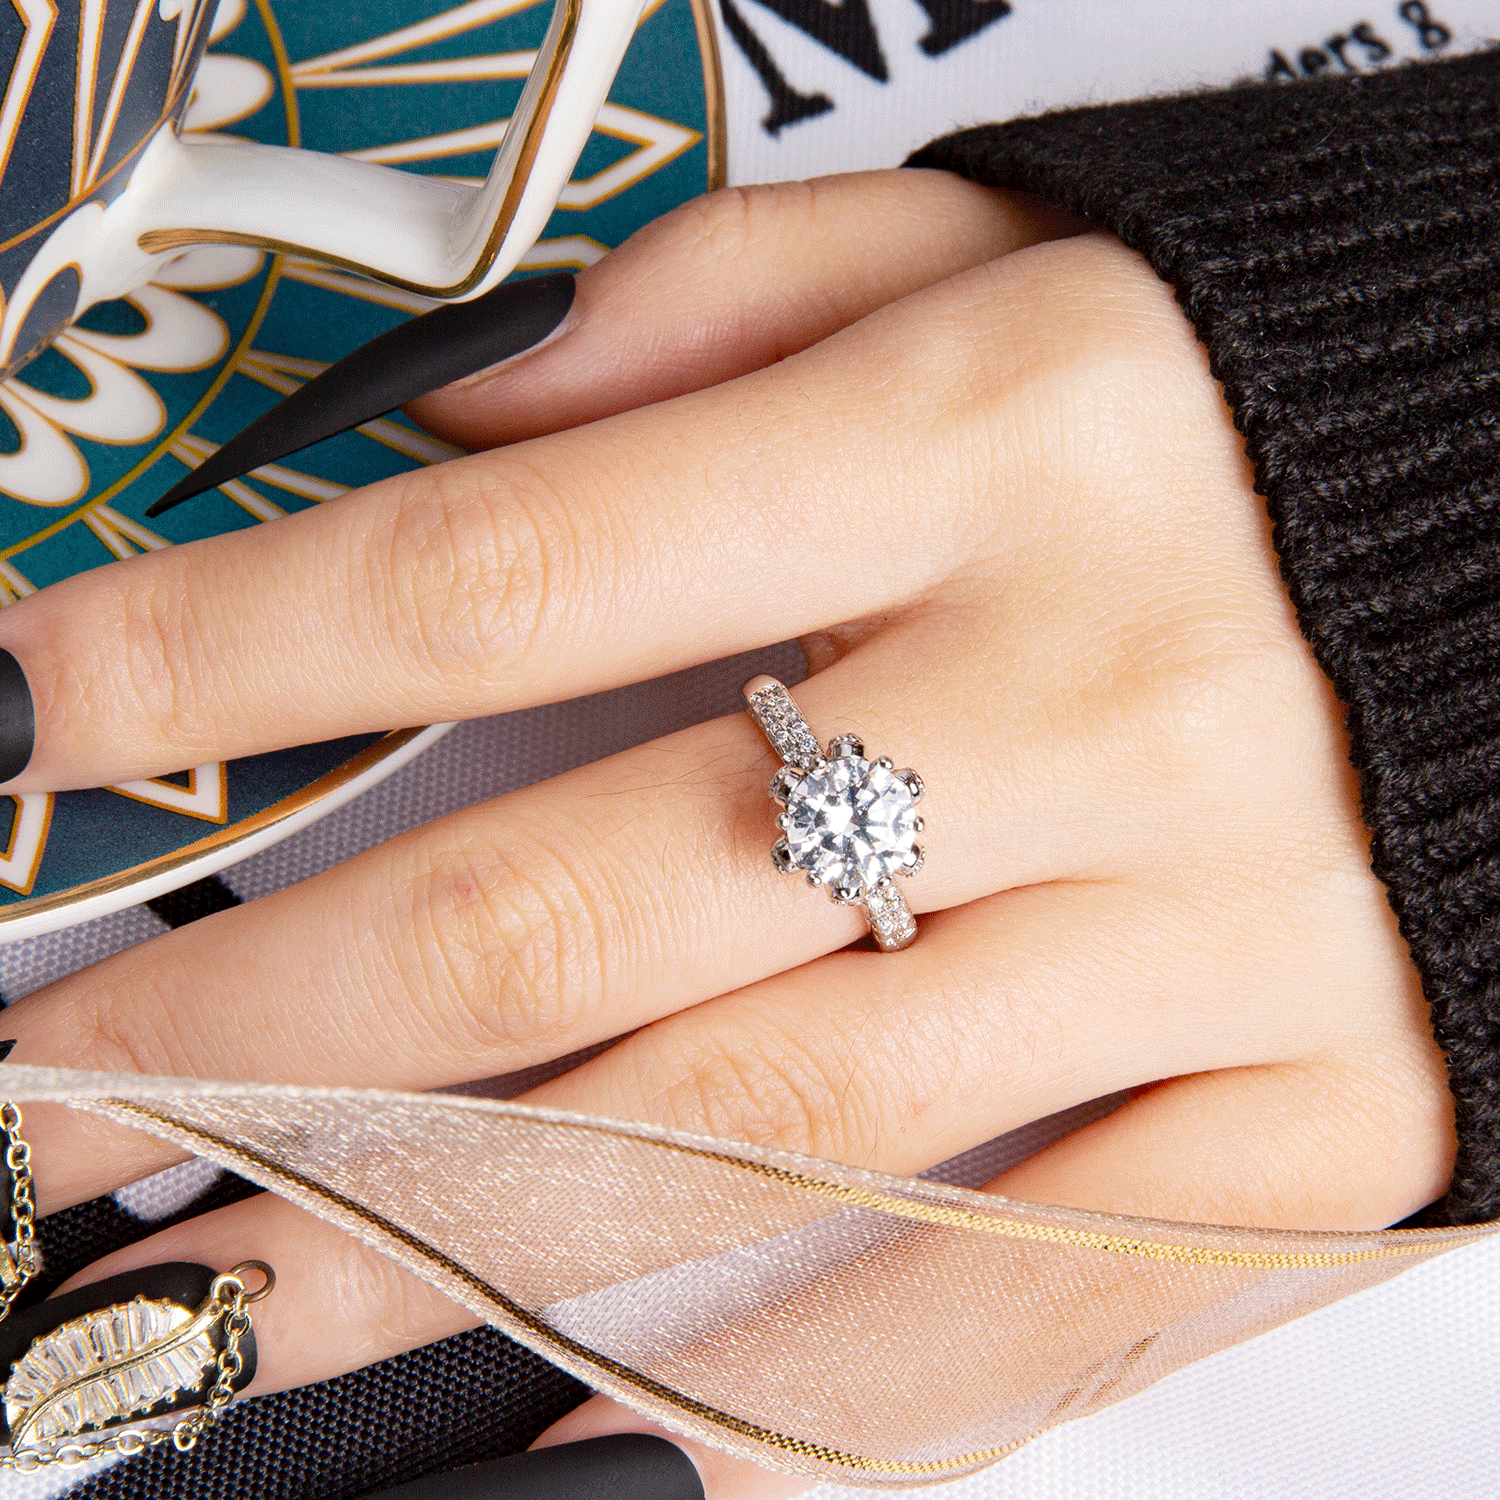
[0,174,1077,796]
[534,1399,807,1500]
[6,586,1411,1213]
[514,882,1348,1178]
[9,634,1021,1210]
[7,711,855,1211]
[49,1195,733,1498]
[50,1192,801,1500]
[0,256,1040,792]
[525,1058,1457,1500]
[55,1193,477,1396]
[407,171,1082,450]
[985,1051,1456,1232]
[18,572,1287,1213]
[43,1052,1449,1500]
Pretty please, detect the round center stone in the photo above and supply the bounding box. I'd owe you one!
[783,756,917,892]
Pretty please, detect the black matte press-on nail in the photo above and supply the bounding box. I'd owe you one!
[0,650,33,784]
[146,271,577,518]
[0,1040,15,1062]
[358,1433,705,1500]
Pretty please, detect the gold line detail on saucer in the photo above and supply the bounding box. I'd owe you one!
[0,729,427,928]
[688,0,726,190]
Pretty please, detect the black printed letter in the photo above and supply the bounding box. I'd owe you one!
[909,0,1012,58]
[750,0,889,80]
[720,0,835,136]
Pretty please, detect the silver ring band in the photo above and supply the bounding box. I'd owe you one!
[742,675,925,952]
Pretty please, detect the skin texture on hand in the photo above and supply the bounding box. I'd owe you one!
[0,170,1457,1499]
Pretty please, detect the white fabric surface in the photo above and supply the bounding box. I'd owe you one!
[813,1234,1500,1500]
[5,2,1499,1493]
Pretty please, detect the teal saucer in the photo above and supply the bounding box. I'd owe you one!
[0,0,721,937]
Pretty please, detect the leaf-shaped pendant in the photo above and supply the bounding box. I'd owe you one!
[3,1294,219,1451]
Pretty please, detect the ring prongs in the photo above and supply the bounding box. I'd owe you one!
[743,675,925,952]
[769,765,801,804]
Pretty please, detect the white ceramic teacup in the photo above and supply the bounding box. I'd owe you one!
[0,0,641,378]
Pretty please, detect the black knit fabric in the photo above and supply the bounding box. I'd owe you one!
[910,50,1500,1224]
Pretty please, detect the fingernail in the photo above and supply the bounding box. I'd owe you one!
[360,1434,705,1500]
[0,1262,258,1449]
[146,271,577,517]
[0,651,34,784]
[0,1040,15,1062]
[436,269,578,391]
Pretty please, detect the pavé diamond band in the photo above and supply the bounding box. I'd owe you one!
[742,675,925,952]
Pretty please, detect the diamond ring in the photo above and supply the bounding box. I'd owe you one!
[742,675,925,951]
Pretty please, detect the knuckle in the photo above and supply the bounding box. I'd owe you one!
[373,461,573,685]
[953,237,1204,471]
[341,1233,463,1358]
[80,559,228,754]
[18,555,219,770]
[668,181,810,264]
[125,567,208,741]
[394,831,614,1061]
[650,1018,881,1161]
[69,956,199,1079]
[1316,1051,1456,1218]
[75,1009,162,1078]
[1238,1066,1418,1229]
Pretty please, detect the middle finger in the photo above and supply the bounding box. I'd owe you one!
[0,251,1030,793]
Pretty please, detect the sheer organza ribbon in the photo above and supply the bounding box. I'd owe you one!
[4,1065,1490,1486]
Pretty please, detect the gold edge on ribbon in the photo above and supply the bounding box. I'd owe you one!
[63,1091,1491,1480]
[365,1103,1485,1272]
[624,1135,1471,1270]
[92,1098,1037,1480]
[27,1068,1490,1267]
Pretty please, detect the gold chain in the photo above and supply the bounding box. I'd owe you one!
[167,1272,253,1453]
[0,1101,39,1321]
[0,1263,270,1472]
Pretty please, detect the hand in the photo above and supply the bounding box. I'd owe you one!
[0,169,1454,1497]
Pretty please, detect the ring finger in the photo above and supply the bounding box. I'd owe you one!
[8,624,1114,1209]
